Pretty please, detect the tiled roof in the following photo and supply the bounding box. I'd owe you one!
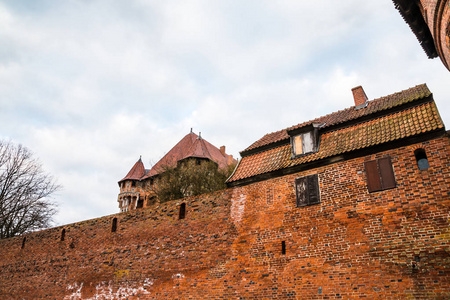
[140,132,236,180]
[228,85,444,184]
[242,84,431,154]
[119,158,146,183]
[391,0,438,58]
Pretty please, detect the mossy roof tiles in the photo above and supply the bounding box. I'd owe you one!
[228,84,444,184]
[242,84,431,154]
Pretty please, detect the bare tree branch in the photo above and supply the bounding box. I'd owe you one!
[0,140,60,239]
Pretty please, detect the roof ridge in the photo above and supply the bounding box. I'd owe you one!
[241,84,430,154]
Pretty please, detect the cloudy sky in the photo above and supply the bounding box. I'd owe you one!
[1,0,449,226]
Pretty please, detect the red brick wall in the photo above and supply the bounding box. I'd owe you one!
[419,0,450,70]
[0,136,449,299]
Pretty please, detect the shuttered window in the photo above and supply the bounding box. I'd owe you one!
[295,174,320,207]
[364,157,396,193]
[293,132,315,156]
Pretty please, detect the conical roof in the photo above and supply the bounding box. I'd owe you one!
[118,158,146,183]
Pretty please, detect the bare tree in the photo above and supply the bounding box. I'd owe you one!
[0,140,60,239]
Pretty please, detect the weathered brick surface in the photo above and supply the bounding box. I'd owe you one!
[0,136,449,299]
[419,0,450,69]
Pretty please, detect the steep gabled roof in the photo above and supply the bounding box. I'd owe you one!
[242,84,431,155]
[118,158,147,183]
[141,131,236,179]
[228,84,445,185]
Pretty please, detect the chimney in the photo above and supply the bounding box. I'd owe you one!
[351,85,368,108]
[220,146,226,156]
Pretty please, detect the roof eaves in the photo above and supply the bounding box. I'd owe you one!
[392,0,438,58]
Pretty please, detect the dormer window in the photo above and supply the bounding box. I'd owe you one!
[292,131,314,155]
[289,124,322,158]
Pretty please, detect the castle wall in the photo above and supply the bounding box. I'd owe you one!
[0,136,449,299]
[420,0,450,69]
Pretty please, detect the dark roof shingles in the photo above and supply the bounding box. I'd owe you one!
[242,84,431,154]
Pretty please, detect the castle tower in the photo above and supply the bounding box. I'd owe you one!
[118,130,237,211]
[117,157,147,212]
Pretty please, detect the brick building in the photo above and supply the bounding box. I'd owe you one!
[117,130,236,212]
[0,84,448,299]
[393,0,450,71]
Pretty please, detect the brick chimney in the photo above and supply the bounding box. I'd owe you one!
[220,146,226,156]
[351,86,368,107]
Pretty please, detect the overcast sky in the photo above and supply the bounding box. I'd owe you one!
[1,0,449,226]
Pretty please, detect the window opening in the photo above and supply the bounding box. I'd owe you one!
[111,217,118,232]
[295,174,320,207]
[61,228,66,241]
[136,199,144,209]
[364,156,396,192]
[179,203,186,220]
[293,132,315,156]
[21,237,26,249]
[281,241,286,255]
[414,148,429,170]
[131,181,136,187]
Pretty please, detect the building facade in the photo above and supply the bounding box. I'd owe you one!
[0,84,448,299]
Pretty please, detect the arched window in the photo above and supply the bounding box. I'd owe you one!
[414,148,429,170]
[61,228,66,241]
[136,198,144,209]
[179,203,186,220]
[111,217,118,232]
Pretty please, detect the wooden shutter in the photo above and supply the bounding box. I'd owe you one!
[295,176,307,207]
[378,157,396,190]
[307,174,320,204]
[294,135,303,155]
[302,132,314,154]
[364,157,396,192]
[295,174,320,206]
[364,160,382,192]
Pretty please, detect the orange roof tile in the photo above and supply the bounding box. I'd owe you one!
[243,84,431,154]
[228,85,444,184]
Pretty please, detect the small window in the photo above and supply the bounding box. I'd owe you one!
[364,157,396,193]
[179,203,186,220]
[414,148,429,170]
[281,241,286,255]
[61,228,66,241]
[295,174,320,207]
[131,181,136,187]
[111,217,118,232]
[292,131,315,156]
[21,237,26,249]
[136,199,144,209]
